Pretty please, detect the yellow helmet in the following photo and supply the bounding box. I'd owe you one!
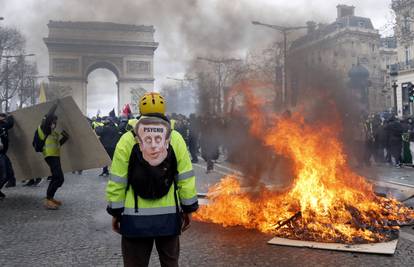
[139,92,166,115]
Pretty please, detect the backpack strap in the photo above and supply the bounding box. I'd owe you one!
[130,129,136,137]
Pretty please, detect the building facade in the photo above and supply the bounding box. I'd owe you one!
[44,21,158,114]
[379,37,398,112]
[391,0,414,117]
[289,5,388,113]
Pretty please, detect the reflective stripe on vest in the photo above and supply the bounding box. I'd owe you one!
[110,174,127,184]
[176,170,195,181]
[123,206,177,216]
[180,195,198,206]
[108,201,124,209]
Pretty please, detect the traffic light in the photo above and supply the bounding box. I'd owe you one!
[409,82,414,102]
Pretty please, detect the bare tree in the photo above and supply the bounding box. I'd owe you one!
[188,57,245,115]
[0,26,30,111]
[18,60,38,108]
[0,27,25,62]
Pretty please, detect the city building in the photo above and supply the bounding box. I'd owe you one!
[289,4,388,113]
[379,36,398,112]
[391,0,414,117]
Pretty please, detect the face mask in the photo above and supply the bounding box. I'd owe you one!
[136,123,169,166]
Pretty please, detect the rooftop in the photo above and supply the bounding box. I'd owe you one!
[291,16,376,49]
[47,20,155,32]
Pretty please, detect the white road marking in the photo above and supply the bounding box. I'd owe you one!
[192,163,232,177]
[213,163,243,175]
[385,181,414,189]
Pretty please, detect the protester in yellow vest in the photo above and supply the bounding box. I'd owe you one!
[106,92,198,266]
[37,102,69,210]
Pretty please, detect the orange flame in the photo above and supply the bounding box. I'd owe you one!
[195,81,414,244]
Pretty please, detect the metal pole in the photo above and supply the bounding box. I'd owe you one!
[19,56,24,109]
[4,57,9,112]
[218,63,222,114]
[392,82,398,114]
[31,78,35,105]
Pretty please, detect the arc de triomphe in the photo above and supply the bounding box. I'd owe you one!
[44,21,158,114]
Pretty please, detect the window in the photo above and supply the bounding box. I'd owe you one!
[404,15,411,33]
[406,46,410,65]
[358,21,365,27]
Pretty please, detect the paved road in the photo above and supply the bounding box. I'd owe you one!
[1,161,414,266]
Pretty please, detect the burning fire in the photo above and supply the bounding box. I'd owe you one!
[195,81,414,244]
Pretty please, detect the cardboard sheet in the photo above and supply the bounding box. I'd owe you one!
[267,237,398,255]
[8,97,111,181]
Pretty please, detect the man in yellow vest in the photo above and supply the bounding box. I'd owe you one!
[38,103,69,210]
[106,92,198,266]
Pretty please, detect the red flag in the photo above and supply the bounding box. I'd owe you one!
[122,104,132,117]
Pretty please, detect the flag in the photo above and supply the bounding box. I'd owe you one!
[109,108,116,118]
[39,82,47,103]
[122,104,132,118]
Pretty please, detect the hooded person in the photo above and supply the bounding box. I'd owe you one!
[106,92,198,267]
[95,116,121,176]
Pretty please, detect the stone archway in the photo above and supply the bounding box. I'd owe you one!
[85,63,119,116]
[44,21,158,114]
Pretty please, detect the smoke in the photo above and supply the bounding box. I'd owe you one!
[203,59,374,193]
[1,0,319,77]
[1,0,387,183]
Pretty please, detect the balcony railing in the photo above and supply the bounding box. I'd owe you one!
[389,60,414,75]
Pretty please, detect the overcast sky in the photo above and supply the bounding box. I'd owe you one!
[1,0,393,116]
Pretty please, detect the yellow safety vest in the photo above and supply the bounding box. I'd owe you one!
[106,122,198,237]
[37,126,61,158]
[92,121,104,129]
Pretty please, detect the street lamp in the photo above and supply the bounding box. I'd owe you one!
[3,53,35,111]
[252,21,307,106]
[196,57,242,114]
[166,76,196,87]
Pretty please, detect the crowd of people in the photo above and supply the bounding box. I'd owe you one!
[353,112,414,168]
[3,103,414,204]
[140,110,414,173]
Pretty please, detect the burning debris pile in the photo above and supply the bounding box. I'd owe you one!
[194,83,414,244]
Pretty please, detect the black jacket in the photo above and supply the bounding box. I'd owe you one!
[95,123,121,150]
[0,115,14,154]
[385,121,404,147]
